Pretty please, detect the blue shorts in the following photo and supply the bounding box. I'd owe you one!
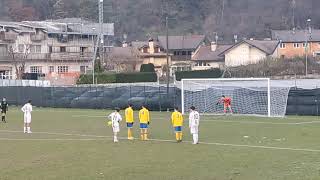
[140,123,148,129]
[127,123,133,128]
[174,126,182,132]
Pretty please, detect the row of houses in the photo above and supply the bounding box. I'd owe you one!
[109,29,320,76]
[0,18,320,85]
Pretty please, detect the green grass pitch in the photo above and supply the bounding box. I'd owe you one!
[1,107,320,180]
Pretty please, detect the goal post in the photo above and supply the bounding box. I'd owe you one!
[180,78,290,117]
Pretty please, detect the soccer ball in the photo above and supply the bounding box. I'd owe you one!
[107,121,112,126]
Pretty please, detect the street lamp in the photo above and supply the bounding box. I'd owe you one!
[165,17,176,95]
[166,17,169,95]
[92,27,96,84]
[305,18,311,77]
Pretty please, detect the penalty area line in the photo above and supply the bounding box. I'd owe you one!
[201,120,320,125]
[71,114,320,125]
[1,130,320,153]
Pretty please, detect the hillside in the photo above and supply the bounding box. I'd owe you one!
[1,0,320,42]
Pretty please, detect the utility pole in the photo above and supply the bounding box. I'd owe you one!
[291,0,296,29]
[92,0,104,84]
[166,16,170,95]
[305,18,311,77]
[99,0,104,66]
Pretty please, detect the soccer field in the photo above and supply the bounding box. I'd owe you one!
[1,108,320,180]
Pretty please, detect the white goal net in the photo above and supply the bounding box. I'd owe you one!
[180,78,291,117]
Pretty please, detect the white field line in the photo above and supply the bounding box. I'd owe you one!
[72,114,320,125]
[0,138,106,141]
[1,130,320,153]
[200,120,320,125]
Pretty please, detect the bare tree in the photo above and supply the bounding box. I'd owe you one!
[8,43,31,79]
[105,48,142,73]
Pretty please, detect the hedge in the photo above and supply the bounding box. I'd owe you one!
[77,72,157,84]
[175,68,222,81]
[140,63,155,72]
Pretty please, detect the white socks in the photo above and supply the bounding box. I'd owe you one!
[24,127,32,133]
[114,136,118,142]
[193,134,199,144]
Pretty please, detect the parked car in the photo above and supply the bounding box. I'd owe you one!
[127,90,175,111]
[45,88,84,108]
[111,90,141,109]
[70,90,105,108]
[70,87,131,109]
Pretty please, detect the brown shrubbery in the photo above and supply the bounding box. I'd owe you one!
[227,57,320,78]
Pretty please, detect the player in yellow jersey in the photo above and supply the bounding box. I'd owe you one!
[139,105,150,140]
[171,107,184,142]
[125,104,134,140]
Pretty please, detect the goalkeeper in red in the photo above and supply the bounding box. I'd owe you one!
[217,95,233,114]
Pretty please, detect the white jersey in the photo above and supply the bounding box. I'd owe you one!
[189,111,200,134]
[21,103,32,123]
[189,111,200,127]
[21,103,32,115]
[108,112,122,132]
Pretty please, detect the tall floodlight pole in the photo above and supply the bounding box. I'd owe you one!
[305,18,311,77]
[99,0,104,67]
[92,0,104,84]
[166,16,170,95]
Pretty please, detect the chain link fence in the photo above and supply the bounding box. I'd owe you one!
[0,83,180,111]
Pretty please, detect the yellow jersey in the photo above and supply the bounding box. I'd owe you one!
[139,107,150,124]
[171,111,183,127]
[125,107,134,123]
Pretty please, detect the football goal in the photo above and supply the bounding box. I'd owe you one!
[180,78,291,117]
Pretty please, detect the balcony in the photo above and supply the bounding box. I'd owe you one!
[30,34,46,41]
[50,52,93,61]
[0,32,17,41]
[0,52,93,62]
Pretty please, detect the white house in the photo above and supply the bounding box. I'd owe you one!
[191,42,231,70]
[219,39,280,67]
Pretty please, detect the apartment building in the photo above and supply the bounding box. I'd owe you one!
[0,18,114,85]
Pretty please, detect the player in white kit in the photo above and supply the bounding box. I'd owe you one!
[108,108,122,143]
[21,100,33,133]
[189,106,200,144]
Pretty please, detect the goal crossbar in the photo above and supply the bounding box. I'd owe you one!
[181,78,272,117]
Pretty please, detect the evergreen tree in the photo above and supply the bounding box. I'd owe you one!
[53,0,67,19]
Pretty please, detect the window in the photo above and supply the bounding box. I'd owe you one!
[182,51,186,55]
[80,47,88,55]
[80,66,87,74]
[49,66,54,73]
[188,51,192,55]
[18,44,24,52]
[30,45,41,53]
[58,66,68,73]
[49,46,53,53]
[293,43,300,48]
[142,47,148,53]
[35,45,41,53]
[303,43,309,48]
[60,46,66,52]
[174,51,181,56]
[280,43,286,49]
[30,66,42,73]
